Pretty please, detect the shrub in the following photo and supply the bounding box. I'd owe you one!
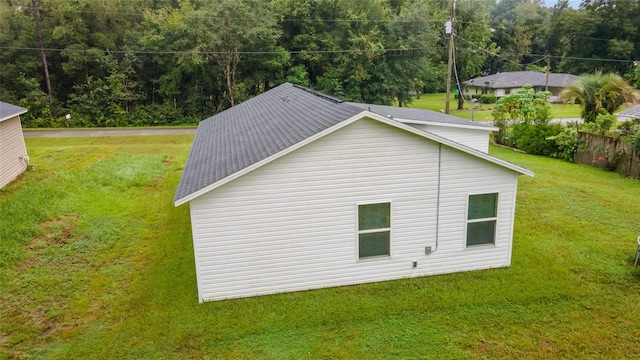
[510,121,563,156]
[592,150,623,172]
[128,103,199,126]
[548,127,580,162]
[491,118,511,146]
[617,120,637,136]
[633,132,640,153]
[617,119,639,146]
[479,94,496,104]
[492,85,551,124]
[581,113,615,135]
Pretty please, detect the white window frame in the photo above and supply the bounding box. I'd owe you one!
[465,192,499,248]
[356,201,392,260]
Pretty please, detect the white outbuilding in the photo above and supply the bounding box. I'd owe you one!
[0,101,29,189]
[174,83,534,302]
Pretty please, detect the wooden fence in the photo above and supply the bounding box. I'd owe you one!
[574,132,640,179]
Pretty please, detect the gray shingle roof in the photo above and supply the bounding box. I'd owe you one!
[464,71,580,89]
[174,83,363,202]
[618,104,640,119]
[348,102,496,129]
[174,83,501,204]
[0,101,28,122]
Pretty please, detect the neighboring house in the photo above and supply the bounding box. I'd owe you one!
[0,101,29,189]
[617,104,640,121]
[174,83,534,302]
[463,71,580,99]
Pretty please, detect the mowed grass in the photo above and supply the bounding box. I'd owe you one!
[407,93,582,120]
[1,135,640,359]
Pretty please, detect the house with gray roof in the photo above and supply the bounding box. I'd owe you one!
[617,104,640,121]
[174,83,534,302]
[0,101,29,189]
[463,71,580,100]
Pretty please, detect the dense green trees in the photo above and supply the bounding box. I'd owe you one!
[0,0,639,127]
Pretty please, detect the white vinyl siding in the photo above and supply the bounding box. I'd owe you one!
[0,116,28,188]
[406,124,492,153]
[189,118,519,302]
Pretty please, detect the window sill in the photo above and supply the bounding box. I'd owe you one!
[357,255,391,262]
[465,243,496,250]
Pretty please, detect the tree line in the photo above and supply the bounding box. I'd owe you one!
[1,0,639,127]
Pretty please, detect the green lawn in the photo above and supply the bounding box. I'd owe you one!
[1,136,639,359]
[407,93,582,120]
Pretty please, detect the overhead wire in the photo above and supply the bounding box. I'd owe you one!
[0,45,446,56]
[2,2,637,70]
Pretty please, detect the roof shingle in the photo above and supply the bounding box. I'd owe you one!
[0,101,28,122]
[174,83,499,204]
[618,104,640,119]
[174,83,363,202]
[464,71,579,89]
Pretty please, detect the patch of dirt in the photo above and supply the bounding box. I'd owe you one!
[539,338,557,353]
[8,214,80,335]
[32,214,79,246]
[162,156,174,167]
[17,218,73,272]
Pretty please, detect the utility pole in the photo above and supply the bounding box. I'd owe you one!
[545,54,550,91]
[445,0,456,114]
[32,0,52,102]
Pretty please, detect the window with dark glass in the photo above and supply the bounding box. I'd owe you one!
[358,203,390,258]
[466,193,498,246]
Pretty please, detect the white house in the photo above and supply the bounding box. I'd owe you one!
[0,101,29,189]
[463,71,580,99]
[174,83,534,302]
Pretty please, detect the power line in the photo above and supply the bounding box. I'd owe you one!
[0,45,445,55]
[573,36,640,46]
[454,34,638,67]
[454,34,524,70]
[2,41,635,67]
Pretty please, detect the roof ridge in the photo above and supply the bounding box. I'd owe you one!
[291,84,344,104]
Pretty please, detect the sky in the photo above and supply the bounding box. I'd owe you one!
[544,0,582,8]
[567,0,582,7]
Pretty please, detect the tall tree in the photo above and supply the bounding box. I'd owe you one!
[488,0,547,72]
[558,0,640,75]
[189,0,285,107]
[31,0,52,101]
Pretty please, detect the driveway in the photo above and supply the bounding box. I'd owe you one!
[23,127,197,138]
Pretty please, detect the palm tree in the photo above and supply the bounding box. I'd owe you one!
[560,72,640,122]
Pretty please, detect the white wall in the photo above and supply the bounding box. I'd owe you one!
[189,118,518,302]
[0,116,28,188]
[405,124,492,153]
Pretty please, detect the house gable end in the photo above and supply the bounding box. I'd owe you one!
[189,117,523,301]
[176,111,533,206]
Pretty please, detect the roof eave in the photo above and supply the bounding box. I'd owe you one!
[0,108,28,122]
[395,118,499,131]
[174,110,534,206]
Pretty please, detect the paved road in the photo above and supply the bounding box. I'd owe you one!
[23,119,584,138]
[549,118,583,125]
[23,127,197,138]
